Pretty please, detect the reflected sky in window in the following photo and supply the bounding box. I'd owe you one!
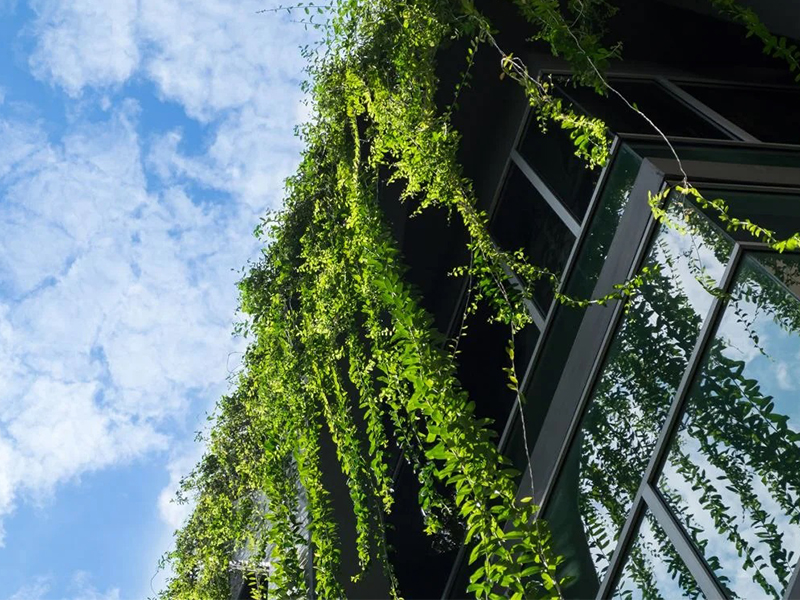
[613,510,705,600]
[549,194,733,597]
[660,252,800,600]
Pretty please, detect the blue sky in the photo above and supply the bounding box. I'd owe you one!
[0,1,314,598]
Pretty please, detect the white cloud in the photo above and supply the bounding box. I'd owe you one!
[5,572,121,600]
[28,0,140,96]
[774,360,795,391]
[0,118,47,181]
[157,443,205,531]
[25,1,312,209]
[68,571,121,600]
[0,106,253,543]
[4,1,314,592]
[138,0,312,206]
[147,110,304,209]
[6,576,50,600]
[138,0,310,120]
[25,0,312,122]
[7,379,166,489]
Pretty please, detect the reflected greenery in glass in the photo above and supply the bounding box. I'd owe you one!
[613,511,704,600]
[506,145,643,469]
[548,195,733,598]
[659,252,800,599]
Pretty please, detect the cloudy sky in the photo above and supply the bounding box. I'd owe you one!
[0,1,314,598]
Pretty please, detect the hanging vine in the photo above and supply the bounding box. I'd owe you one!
[156,0,800,598]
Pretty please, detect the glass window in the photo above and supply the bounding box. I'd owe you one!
[546,196,733,598]
[517,113,602,222]
[558,79,729,139]
[698,188,800,243]
[504,145,642,471]
[490,162,575,312]
[628,142,800,169]
[678,83,800,144]
[612,510,705,600]
[658,251,800,600]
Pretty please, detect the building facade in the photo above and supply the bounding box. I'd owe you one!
[228,1,800,598]
[374,1,800,598]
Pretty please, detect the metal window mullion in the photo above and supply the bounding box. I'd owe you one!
[446,103,564,341]
[485,106,535,221]
[501,263,548,331]
[535,172,666,514]
[510,149,582,237]
[440,128,623,600]
[783,556,800,600]
[573,198,670,596]
[444,100,534,341]
[496,138,623,454]
[440,542,469,600]
[598,244,743,598]
[440,106,561,600]
[594,488,648,599]
[642,485,731,599]
[639,243,742,488]
[656,77,760,143]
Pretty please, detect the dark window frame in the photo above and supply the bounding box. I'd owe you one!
[530,152,800,600]
[441,59,800,596]
[672,79,800,145]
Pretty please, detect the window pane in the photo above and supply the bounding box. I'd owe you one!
[564,145,643,301]
[699,188,800,242]
[504,145,642,470]
[558,79,728,139]
[490,162,575,312]
[679,83,800,144]
[517,113,601,221]
[658,252,800,600]
[612,510,705,600]
[546,196,733,598]
[629,142,800,169]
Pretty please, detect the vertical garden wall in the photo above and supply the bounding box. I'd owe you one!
[156,1,800,599]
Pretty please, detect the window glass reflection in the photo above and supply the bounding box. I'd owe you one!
[547,195,733,598]
[699,188,800,243]
[454,298,539,439]
[659,252,800,599]
[505,146,643,471]
[490,163,575,312]
[613,510,705,600]
[517,112,601,222]
[628,142,800,169]
[558,79,728,139]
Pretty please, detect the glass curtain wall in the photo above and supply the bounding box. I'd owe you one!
[444,73,800,600]
[548,188,800,600]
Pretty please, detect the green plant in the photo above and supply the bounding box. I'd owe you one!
[157,0,800,598]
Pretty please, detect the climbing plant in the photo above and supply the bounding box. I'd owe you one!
[156,0,800,599]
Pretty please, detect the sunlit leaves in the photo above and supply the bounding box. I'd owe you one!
[158,0,651,598]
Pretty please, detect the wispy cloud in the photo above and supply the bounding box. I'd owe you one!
[0,0,313,593]
[7,576,50,600]
[28,0,140,96]
[5,572,121,600]
[26,0,311,204]
[0,102,257,542]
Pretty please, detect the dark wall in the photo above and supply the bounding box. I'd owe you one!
[318,424,392,598]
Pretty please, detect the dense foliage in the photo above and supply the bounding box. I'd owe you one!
[156,1,800,599]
